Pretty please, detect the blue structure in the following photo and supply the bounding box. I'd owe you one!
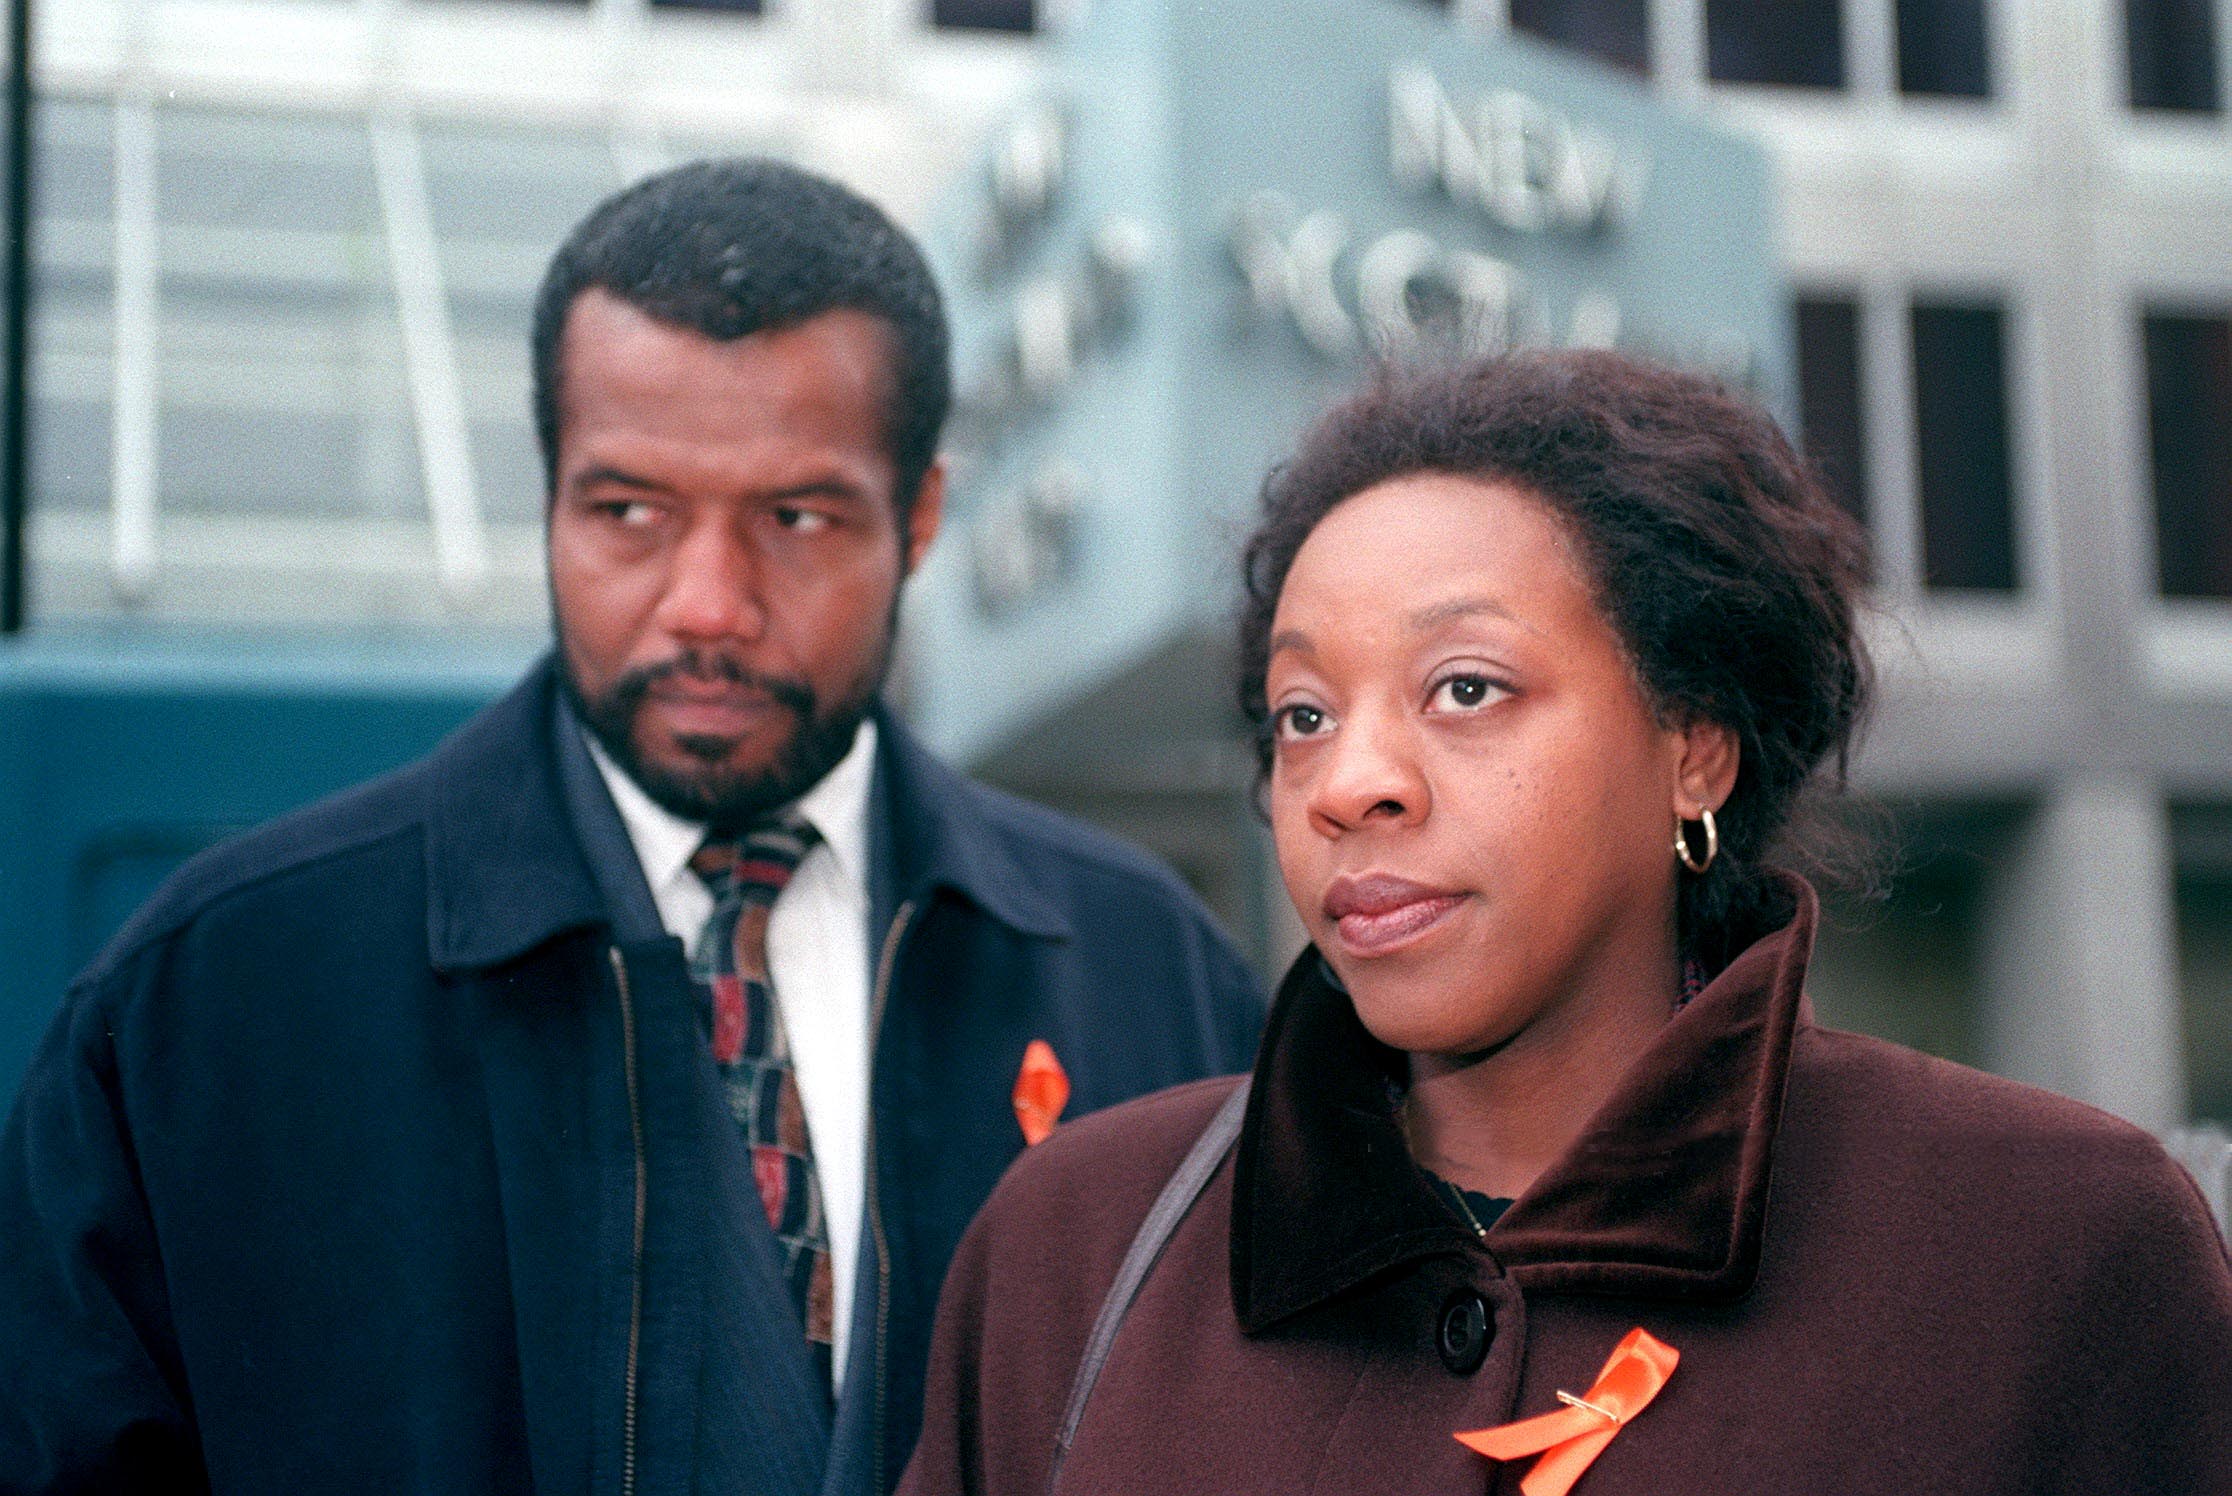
[912,0,1786,770]
[0,630,530,1093]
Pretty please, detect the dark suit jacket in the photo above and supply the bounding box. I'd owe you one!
[0,657,1263,1496]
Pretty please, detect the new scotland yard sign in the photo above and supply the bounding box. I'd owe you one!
[915,0,1785,769]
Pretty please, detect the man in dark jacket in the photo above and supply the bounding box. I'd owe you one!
[0,160,1263,1496]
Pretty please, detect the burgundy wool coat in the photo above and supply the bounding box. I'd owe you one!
[900,884,2232,1496]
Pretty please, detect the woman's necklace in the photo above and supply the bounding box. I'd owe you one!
[1398,1089,1494,1242]
[1442,1181,1493,1243]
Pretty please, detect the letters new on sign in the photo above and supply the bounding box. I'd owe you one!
[917,0,1787,771]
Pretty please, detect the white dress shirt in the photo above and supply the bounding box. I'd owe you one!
[587,721,877,1389]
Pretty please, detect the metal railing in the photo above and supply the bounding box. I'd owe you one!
[23,0,1032,623]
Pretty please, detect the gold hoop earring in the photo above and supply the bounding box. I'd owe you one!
[1674,808,1718,875]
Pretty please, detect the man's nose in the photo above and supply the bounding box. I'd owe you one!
[651,520,768,643]
[1307,707,1429,837]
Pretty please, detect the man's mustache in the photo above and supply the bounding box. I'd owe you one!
[610,652,817,719]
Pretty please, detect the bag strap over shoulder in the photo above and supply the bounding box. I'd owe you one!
[1050,1078,1252,1494]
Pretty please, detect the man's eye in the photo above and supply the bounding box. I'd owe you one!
[594,500,658,527]
[1427,674,1506,713]
[1274,703,1332,741]
[774,508,834,534]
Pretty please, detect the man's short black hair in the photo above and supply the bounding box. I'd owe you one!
[531,157,951,515]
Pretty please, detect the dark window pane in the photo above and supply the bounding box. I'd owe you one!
[2128,0,2222,112]
[1896,0,1990,97]
[1795,295,1870,535]
[1706,0,1846,88]
[933,0,1033,31]
[2179,871,2232,1126]
[2144,311,2232,599]
[1911,300,2017,592]
[1511,0,1651,74]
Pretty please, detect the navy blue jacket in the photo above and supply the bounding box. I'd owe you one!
[0,660,1263,1496]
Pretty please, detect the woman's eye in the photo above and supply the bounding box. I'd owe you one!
[1273,703,1332,741]
[1427,673,1505,713]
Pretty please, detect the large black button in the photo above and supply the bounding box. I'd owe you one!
[1437,1290,1490,1375]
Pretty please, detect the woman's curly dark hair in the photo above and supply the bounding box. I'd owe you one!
[1238,350,1874,968]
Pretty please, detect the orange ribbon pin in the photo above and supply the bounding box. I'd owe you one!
[1012,1039,1070,1146]
[1454,1327,1678,1496]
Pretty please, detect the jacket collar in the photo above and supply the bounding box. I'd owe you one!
[870,705,1072,942]
[425,657,610,972]
[422,658,1070,973]
[1230,879,1816,1333]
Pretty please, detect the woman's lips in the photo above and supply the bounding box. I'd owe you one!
[1322,875,1468,957]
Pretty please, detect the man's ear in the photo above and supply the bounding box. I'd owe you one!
[903,461,946,578]
[1674,718,1741,820]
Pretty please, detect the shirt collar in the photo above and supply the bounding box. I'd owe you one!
[587,718,880,898]
[1230,877,1817,1333]
[791,717,876,891]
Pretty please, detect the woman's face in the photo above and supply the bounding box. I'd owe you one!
[1265,472,1727,1059]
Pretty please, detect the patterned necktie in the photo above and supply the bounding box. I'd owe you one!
[689,815,835,1385]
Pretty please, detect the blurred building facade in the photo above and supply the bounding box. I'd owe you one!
[20,0,1044,626]
[4,0,2229,1149]
[1446,0,2232,1137]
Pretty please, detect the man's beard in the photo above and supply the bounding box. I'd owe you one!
[561,647,879,830]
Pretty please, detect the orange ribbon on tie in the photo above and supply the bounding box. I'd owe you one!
[1454,1328,1678,1496]
[1012,1039,1070,1146]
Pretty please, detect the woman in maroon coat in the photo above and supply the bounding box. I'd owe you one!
[901,353,2232,1496]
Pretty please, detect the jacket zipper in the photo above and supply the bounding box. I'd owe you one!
[608,946,648,1496]
[864,899,917,1496]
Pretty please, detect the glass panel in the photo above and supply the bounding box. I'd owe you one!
[31,100,115,517]
[30,271,114,515]
[453,293,541,523]
[422,121,618,521]
[29,393,111,515]
[471,418,545,526]
[1895,0,1990,98]
[150,107,416,523]
[663,129,803,174]
[2127,0,2222,113]
[1794,294,1869,531]
[1813,866,1983,1067]
[1511,0,1651,74]
[420,121,621,253]
[157,108,376,235]
[34,98,115,224]
[156,276,419,520]
[1811,805,2012,1069]
[1910,300,2017,592]
[2144,310,2232,600]
[1706,0,1846,88]
[933,0,1034,32]
[2181,871,2232,1125]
